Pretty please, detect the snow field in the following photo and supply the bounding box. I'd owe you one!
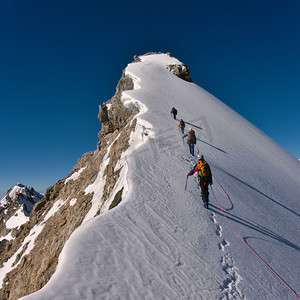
[21,54,300,300]
[5,207,28,229]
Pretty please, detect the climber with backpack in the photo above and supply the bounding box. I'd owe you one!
[178,119,185,134]
[187,128,196,156]
[171,107,177,120]
[186,154,212,208]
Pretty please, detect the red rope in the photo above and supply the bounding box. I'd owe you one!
[212,175,233,210]
[211,178,300,299]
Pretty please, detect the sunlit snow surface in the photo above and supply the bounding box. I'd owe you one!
[5,207,28,229]
[21,54,300,300]
[65,167,86,184]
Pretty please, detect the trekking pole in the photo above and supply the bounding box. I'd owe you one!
[185,176,188,190]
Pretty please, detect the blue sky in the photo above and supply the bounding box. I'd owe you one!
[1,0,299,197]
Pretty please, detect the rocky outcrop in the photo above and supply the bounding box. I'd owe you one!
[133,52,192,82]
[98,68,137,148]
[0,52,192,300]
[0,64,139,300]
[167,64,193,82]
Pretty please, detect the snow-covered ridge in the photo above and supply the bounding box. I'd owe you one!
[13,53,300,299]
[0,54,142,299]
[83,59,153,221]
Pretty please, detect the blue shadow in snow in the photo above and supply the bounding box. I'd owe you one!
[208,204,300,252]
[212,166,300,219]
[196,138,227,154]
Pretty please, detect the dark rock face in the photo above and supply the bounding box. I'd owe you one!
[97,68,138,149]
[133,55,141,62]
[109,187,124,210]
[116,69,134,93]
[167,64,193,82]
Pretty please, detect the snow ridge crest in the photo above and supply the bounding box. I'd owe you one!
[0,59,141,299]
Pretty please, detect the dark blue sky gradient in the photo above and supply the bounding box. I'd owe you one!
[1,0,299,196]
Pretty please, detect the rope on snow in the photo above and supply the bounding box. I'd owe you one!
[211,176,300,300]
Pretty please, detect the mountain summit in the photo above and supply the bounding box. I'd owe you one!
[1,53,300,300]
[0,183,43,286]
[0,183,43,229]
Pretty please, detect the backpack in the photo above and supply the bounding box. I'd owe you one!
[197,160,211,179]
[188,129,195,142]
[172,107,177,114]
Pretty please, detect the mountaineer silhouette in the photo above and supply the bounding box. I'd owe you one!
[187,154,212,208]
[178,119,185,134]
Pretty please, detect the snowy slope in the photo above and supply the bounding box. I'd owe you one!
[22,54,300,300]
[0,183,43,230]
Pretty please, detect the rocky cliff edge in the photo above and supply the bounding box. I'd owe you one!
[0,52,190,300]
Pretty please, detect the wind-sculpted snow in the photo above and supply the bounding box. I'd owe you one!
[21,53,300,300]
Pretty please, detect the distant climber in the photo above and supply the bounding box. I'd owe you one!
[187,155,212,208]
[187,128,196,156]
[178,119,185,134]
[171,107,177,120]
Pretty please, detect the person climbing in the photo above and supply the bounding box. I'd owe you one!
[171,107,177,120]
[187,154,212,208]
[178,119,185,134]
[187,128,196,156]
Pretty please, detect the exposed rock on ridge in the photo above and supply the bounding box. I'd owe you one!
[167,64,193,82]
[0,52,191,300]
[0,65,139,300]
[98,68,135,143]
[134,52,192,82]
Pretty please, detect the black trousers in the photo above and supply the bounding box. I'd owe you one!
[199,180,209,202]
